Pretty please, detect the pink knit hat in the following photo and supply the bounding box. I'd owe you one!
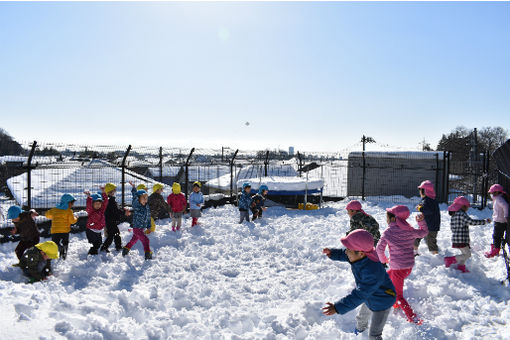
[345,200,368,215]
[448,196,470,212]
[341,229,379,262]
[488,184,507,195]
[386,205,413,230]
[418,180,436,199]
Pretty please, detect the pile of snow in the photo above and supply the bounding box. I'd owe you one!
[6,163,163,209]
[237,176,324,192]
[1,200,508,338]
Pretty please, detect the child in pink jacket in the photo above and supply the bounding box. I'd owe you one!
[376,205,428,325]
[484,184,509,258]
[84,189,108,255]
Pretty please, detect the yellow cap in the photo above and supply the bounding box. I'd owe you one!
[105,183,117,194]
[172,182,181,194]
[193,181,201,188]
[152,183,164,193]
[35,241,59,259]
[136,184,148,191]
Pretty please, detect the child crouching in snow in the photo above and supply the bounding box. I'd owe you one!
[84,189,108,255]
[345,200,380,245]
[19,241,59,283]
[484,184,509,258]
[376,205,428,325]
[189,181,204,227]
[251,185,268,220]
[322,229,396,339]
[122,182,153,260]
[444,196,491,272]
[239,182,252,223]
[167,182,186,232]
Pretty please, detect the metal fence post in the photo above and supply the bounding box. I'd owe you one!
[121,145,132,208]
[264,150,270,177]
[297,152,303,177]
[445,151,451,203]
[159,146,163,183]
[230,149,239,199]
[184,148,195,202]
[435,153,439,199]
[25,141,37,210]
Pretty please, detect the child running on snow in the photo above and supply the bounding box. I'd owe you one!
[8,206,40,265]
[322,229,396,339]
[101,183,130,252]
[444,196,491,272]
[189,181,204,227]
[19,241,59,283]
[376,205,428,325]
[45,194,78,260]
[346,200,380,245]
[122,182,153,260]
[484,184,509,258]
[414,180,441,255]
[84,189,108,255]
[251,185,268,221]
[148,183,170,220]
[167,182,186,232]
[239,183,252,223]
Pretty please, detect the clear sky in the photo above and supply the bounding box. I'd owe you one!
[1,2,509,152]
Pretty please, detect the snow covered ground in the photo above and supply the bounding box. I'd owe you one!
[0,200,509,339]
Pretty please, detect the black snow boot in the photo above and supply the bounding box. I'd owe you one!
[122,247,130,257]
[145,251,153,260]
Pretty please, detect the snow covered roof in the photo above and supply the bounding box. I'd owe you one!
[236,176,324,192]
[0,155,59,166]
[6,162,163,209]
[205,165,298,190]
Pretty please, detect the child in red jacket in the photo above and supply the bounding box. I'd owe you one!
[167,182,187,232]
[84,188,108,255]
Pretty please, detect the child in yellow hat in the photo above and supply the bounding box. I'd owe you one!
[19,241,59,283]
[148,183,170,221]
[167,182,186,231]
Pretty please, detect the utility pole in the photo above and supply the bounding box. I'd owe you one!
[361,135,376,200]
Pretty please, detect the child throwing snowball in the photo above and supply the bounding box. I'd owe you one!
[189,181,204,227]
[484,184,509,258]
[414,180,441,255]
[346,200,380,245]
[167,182,186,232]
[444,196,491,272]
[322,229,396,339]
[376,205,428,325]
[45,194,78,260]
[239,182,252,223]
[84,189,108,255]
[122,182,153,260]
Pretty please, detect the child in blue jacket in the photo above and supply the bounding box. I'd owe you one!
[189,181,204,227]
[322,229,396,339]
[122,182,153,260]
[239,183,252,223]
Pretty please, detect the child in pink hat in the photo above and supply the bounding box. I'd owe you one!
[322,229,396,339]
[414,180,441,255]
[444,196,491,272]
[345,200,380,245]
[376,205,428,324]
[484,184,509,258]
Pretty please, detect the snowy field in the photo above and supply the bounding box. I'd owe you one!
[0,200,509,339]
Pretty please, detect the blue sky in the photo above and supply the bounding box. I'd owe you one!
[1,2,509,152]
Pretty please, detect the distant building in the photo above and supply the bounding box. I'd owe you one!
[289,147,295,156]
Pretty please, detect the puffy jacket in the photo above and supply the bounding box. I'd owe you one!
[167,193,187,213]
[238,191,252,210]
[105,195,125,227]
[189,191,204,210]
[13,211,40,243]
[131,187,151,229]
[328,249,396,314]
[250,193,265,210]
[19,247,52,282]
[376,219,428,269]
[86,193,108,231]
[417,196,441,231]
[148,192,170,219]
[493,195,509,223]
[347,212,380,245]
[45,208,78,234]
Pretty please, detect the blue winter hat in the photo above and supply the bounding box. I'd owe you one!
[91,193,103,202]
[7,206,23,220]
[242,182,251,189]
[56,193,76,210]
[137,189,148,197]
[259,185,269,194]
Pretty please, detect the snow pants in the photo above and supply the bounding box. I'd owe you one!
[493,222,510,249]
[239,209,250,223]
[414,231,439,252]
[102,223,122,251]
[171,212,183,229]
[454,246,471,265]
[51,233,69,260]
[387,268,416,321]
[125,228,151,252]
[15,238,40,261]
[86,228,102,254]
[355,304,391,340]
